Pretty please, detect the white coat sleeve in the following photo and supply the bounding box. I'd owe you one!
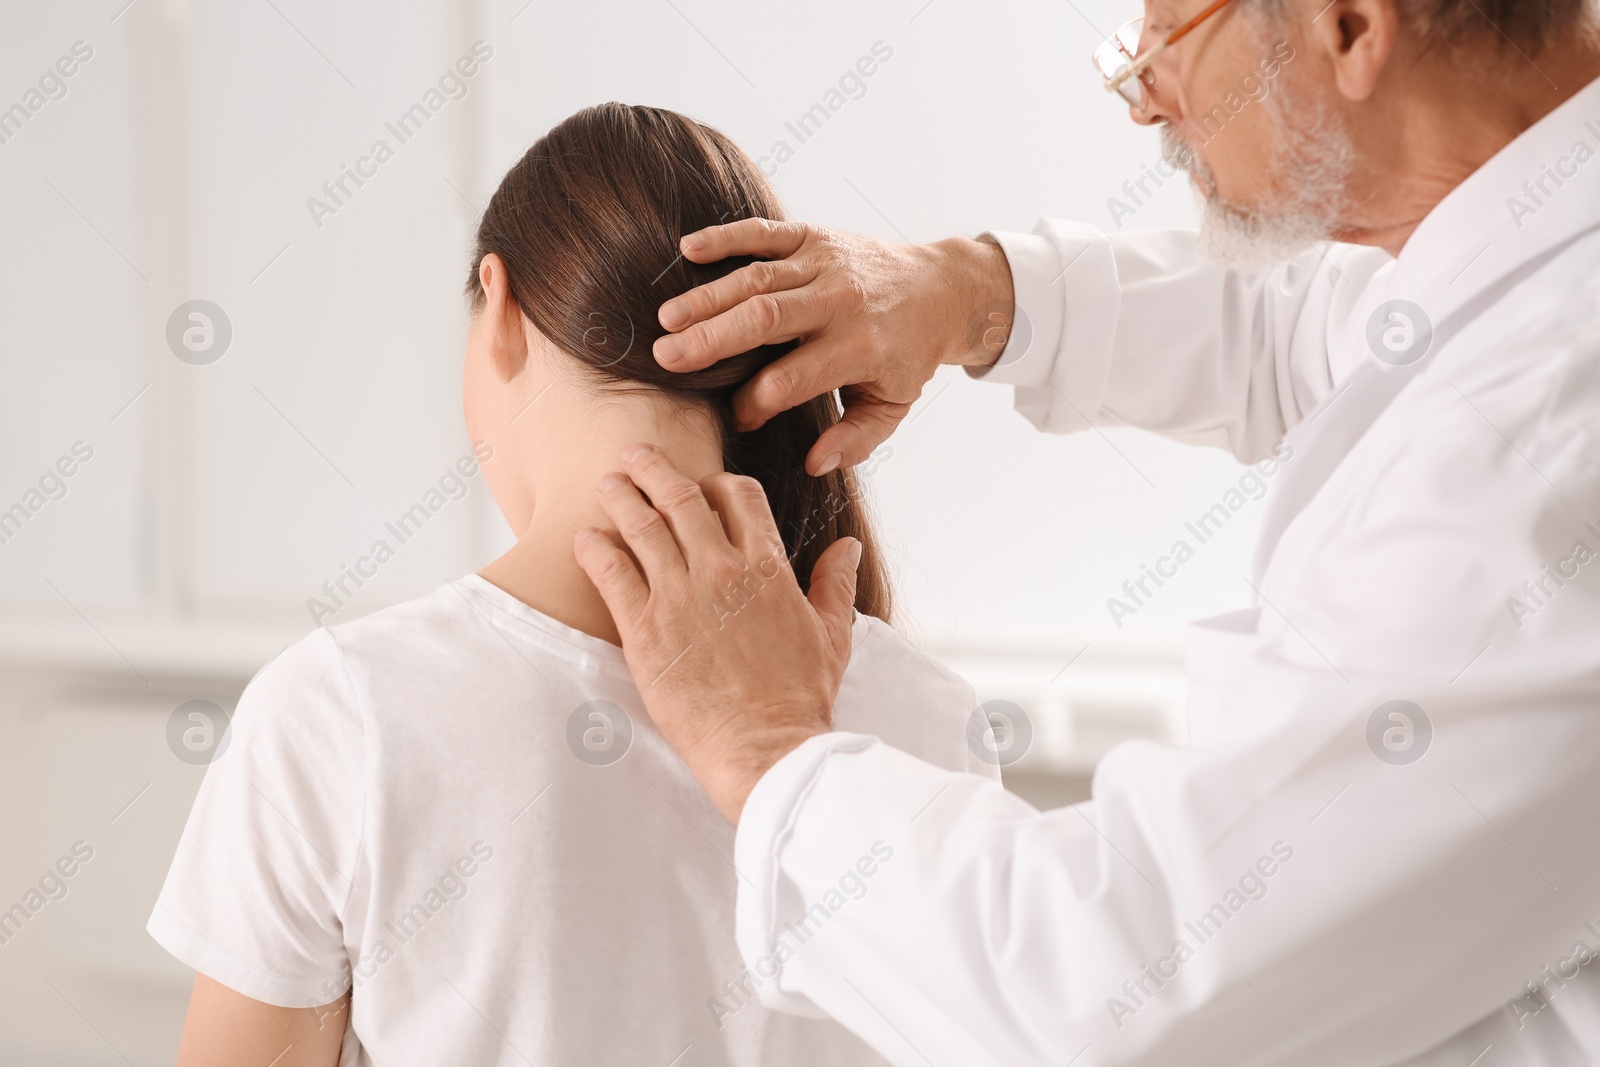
[970,221,1392,461]
[733,661,1600,1066]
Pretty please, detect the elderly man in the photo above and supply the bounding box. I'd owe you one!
[571,0,1600,1062]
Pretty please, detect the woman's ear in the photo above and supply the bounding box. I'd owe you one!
[478,253,529,382]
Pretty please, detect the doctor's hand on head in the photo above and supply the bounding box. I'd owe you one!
[651,220,1017,475]
[572,443,863,823]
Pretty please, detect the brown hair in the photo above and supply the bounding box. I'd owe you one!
[1399,0,1592,47]
[467,102,892,622]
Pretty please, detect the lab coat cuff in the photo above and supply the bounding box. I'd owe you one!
[734,730,881,1018]
[964,230,1065,388]
[969,220,1121,435]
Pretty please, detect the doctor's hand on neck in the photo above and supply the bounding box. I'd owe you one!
[572,443,862,824]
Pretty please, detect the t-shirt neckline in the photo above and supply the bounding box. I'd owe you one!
[452,572,631,672]
[451,574,874,675]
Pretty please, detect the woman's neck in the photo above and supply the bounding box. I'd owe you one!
[478,401,725,646]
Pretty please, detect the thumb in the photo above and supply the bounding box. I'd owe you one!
[806,394,909,475]
[808,536,862,648]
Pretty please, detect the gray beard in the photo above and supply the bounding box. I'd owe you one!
[1161,76,1355,270]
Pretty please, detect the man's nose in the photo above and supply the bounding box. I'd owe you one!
[1132,76,1176,128]
[1129,21,1174,128]
[1131,97,1165,127]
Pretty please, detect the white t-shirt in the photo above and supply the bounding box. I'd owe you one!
[149,574,996,1066]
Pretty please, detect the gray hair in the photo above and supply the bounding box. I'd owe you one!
[1256,0,1594,48]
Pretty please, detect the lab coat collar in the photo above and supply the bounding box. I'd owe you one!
[1249,74,1600,590]
[1387,73,1600,324]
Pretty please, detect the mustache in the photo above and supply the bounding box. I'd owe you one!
[1160,126,1194,172]
[1160,125,1216,197]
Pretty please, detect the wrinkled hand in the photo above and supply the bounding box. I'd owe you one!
[572,444,861,823]
[652,220,1015,475]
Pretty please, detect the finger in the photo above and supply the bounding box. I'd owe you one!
[594,470,689,583]
[658,256,820,336]
[807,536,862,654]
[572,527,651,630]
[654,287,822,372]
[677,218,811,264]
[730,337,859,432]
[621,445,731,563]
[700,472,786,565]
[804,393,911,476]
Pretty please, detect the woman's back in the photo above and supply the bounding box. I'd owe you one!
[150,100,988,1065]
[151,574,993,1065]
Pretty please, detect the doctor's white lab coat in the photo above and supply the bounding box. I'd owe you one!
[731,77,1600,1066]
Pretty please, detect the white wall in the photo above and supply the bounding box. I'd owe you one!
[0,0,1279,1061]
[0,0,1270,640]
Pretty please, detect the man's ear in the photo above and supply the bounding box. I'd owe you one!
[478,253,529,382]
[1307,0,1401,101]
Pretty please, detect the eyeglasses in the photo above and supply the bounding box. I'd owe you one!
[1093,0,1237,111]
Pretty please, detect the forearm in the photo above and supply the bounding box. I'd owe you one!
[976,222,1393,461]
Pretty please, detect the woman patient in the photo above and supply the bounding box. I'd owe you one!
[149,102,993,1067]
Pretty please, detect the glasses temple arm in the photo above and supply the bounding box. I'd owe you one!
[1168,0,1235,45]
[1104,0,1235,93]
[1105,39,1169,91]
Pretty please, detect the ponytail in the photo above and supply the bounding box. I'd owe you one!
[467,102,893,621]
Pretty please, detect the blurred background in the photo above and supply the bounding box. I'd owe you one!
[0,0,1279,1060]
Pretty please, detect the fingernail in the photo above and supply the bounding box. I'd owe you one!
[848,538,863,567]
[654,337,682,366]
[575,526,599,543]
[814,452,842,476]
[621,443,652,463]
[599,471,629,490]
[682,234,705,253]
[660,300,688,331]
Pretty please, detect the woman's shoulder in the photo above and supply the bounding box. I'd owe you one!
[845,613,973,695]
[315,580,480,662]
[237,581,487,733]
[834,613,994,778]
[243,584,456,694]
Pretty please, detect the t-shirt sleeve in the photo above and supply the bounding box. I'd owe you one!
[148,626,365,1008]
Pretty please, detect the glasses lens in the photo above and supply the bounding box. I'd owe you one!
[1117,17,1145,53]
[1092,40,1129,80]
[1095,18,1149,110]
[1093,53,1148,109]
